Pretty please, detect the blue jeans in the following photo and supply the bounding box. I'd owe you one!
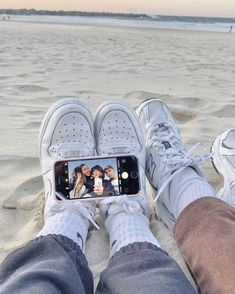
[0,235,195,294]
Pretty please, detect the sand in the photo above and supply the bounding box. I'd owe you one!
[0,19,235,288]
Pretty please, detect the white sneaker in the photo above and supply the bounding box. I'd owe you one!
[39,98,96,227]
[136,98,208,229]
[94,100,148,218]
[211,129,235,208]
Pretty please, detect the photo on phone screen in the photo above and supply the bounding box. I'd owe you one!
[54,155,140,200]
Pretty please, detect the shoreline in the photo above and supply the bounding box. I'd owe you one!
[1,14,235,34]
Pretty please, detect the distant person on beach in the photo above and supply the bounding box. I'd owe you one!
[229,25,233,32]
[1,16,10,21]
[0,98,235,294]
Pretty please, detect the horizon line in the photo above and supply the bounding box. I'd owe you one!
[0,8,235,19]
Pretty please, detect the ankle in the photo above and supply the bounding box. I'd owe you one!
[105,212,160,257]
[168,167,215,218]
[37,211,89,252]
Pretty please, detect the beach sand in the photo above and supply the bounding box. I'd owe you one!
[0,20,235,288]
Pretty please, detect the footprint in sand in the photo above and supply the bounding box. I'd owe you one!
[174,97,208,109]
[2,175,43,210]
[17,73,30,78]
[23,121,41,129]
[212,104,235,118]
[21,110,44,116]
[125,90,159,102]
[14,84,48,92]
[170,105,199,123]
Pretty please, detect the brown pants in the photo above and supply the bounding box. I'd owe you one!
[173,197,235,294]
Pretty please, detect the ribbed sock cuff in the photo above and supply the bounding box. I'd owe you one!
[106,212,160,257]
[37,212,89,252]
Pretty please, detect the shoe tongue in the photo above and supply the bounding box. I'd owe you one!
[157,123,173,150]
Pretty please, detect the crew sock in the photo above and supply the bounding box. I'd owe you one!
[168,167,215,219]
[37,211,89,252]
[105,212,160,257]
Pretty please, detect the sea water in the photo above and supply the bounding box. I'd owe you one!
[1,13,235,33]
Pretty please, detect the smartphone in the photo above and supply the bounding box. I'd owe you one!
[54,155,140,200]
[94,178,102,187]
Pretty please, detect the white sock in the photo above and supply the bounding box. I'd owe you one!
[167,167,215,218]
[37,211,89,252]
[105,212,160,257]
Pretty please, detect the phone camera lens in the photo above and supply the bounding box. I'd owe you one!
[131,171,138,179]
[121,172,129,179]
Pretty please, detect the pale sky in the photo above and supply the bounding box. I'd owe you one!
[1,0,235,18]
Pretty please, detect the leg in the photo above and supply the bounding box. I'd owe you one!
[96,243,195,294]
[0,99,97,293]
[174,197,235,293]
[0,235,93,294]
[173,129,235,293]
[94,101,195,294]
[137,98,234,293]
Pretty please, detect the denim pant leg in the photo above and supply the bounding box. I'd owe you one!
[0,234,93,294]
[96,242,196,294]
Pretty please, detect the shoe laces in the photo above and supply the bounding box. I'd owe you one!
[101,195,142,215]
[55,192,100,230]
[150,123,211,202]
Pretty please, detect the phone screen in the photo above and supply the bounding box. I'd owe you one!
[54,155,140,200]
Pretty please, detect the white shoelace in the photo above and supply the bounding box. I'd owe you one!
[55,192,100,230]
[101,195,141,215]
[150,123,211,202]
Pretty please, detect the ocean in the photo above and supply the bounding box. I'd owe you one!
[1,13,235,33]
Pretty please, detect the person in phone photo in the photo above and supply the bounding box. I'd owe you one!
[80,163,94,193]
[90,165,116,197]
[69,167,87,199]
[104,165,119,195]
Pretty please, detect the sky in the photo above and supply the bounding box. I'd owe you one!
[1,0,235,18]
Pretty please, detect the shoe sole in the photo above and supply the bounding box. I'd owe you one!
[155,200,176,231]
[39,98,94,163]
[211,129,235,204]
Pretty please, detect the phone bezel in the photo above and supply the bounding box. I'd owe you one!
[54,154,141,201]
